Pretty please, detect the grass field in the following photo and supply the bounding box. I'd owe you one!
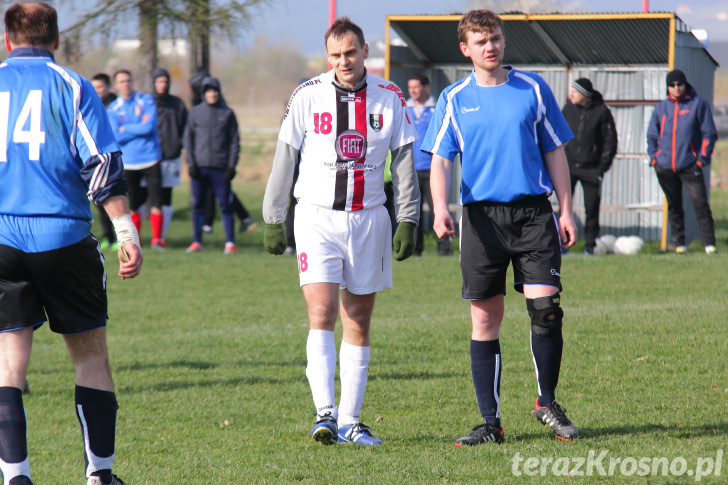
[20,164,728,483]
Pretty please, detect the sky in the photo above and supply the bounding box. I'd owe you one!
[240,0,728,56]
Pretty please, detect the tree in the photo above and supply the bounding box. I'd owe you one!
[61,0,271,88]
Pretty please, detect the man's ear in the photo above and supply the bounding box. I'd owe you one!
[459,41,470,59]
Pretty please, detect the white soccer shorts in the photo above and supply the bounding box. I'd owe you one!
[294,201,393,294]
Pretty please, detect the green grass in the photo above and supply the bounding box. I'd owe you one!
[21,180,728,484]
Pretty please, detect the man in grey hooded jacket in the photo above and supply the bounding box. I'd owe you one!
[183,76,240,253]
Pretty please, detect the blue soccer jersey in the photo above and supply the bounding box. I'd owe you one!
[107,91,162,167]
[0,48,126,252]
[421,68,573,204]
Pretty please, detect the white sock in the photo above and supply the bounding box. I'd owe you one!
[161,205,174,240]
[306,330,337,420]
[337,341,370,427]
[0,456,30,485]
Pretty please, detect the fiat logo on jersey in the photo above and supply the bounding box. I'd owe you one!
[335,129,367,161]
[370,114,383,132]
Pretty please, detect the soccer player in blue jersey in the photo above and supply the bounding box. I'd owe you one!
[107,69,164,249]
[0,3,141,484]
[422,9,579,445]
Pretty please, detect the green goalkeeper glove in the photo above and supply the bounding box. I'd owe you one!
[264,223,286,255]
[392,221,416,261]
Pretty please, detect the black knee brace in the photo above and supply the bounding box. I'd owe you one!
[527,294,563,338]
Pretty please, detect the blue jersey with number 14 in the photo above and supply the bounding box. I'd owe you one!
[0,48,126,252]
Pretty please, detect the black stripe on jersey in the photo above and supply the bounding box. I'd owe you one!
[333,86,350,211]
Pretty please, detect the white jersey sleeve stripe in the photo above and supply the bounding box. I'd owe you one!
[47,62,100,158]
[88,153,110,193]
[432,77,471,154]
[514,71,564,147]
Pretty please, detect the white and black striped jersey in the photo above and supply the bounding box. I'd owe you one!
[278,70,416,212]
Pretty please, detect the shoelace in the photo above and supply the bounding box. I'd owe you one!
[351,423,374,436]
[471,423,499,435]
[314,411,336,423]
[549,402,571,425]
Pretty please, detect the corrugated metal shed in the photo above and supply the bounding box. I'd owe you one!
[386,12,718,248]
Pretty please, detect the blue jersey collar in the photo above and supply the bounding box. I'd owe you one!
[8,47,55,61]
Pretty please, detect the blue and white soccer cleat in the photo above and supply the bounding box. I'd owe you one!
[311,415,338,445]
[337,422,382,446]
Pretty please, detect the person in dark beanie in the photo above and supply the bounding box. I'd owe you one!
[184,76,240,254]
[647,69,718,254]
[189,71,257,234]
[562,77,618,255]
[152,68,188,246]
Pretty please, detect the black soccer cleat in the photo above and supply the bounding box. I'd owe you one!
[87,474,126,485]
[531,399,579,441]
[454,422,504,446]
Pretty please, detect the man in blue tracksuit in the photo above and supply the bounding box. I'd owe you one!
[647,69,718,254]
[107,70,164,248]
[406,74,452,256]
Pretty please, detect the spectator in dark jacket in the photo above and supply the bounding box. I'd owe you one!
[647,69,718,254]
[152,67,187,246]
[184,76,240,254]
[562,78,618,255]
[189,70,257,235]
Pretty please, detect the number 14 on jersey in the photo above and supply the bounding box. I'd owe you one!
[0,90,47,162]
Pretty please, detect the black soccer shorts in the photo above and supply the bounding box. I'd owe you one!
[460,195,562,300]
[0,235,108,334]
[125,163,163,211]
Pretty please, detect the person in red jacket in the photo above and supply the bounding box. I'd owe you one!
[647,69,718,254]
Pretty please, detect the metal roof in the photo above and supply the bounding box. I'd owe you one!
[386,12,717,69]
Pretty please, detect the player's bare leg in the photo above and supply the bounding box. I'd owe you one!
[524,284,578,441]
[0,328,33,482]
[65,328,113,391]
[65,328,123,482]
[0,328,33,389]
[302,283,340,444]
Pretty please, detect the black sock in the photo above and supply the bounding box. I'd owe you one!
[470,339,501,426]
[75,386,118,480]
[530,331,563,407]
[0,386,28,465]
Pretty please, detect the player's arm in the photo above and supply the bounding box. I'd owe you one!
[102,195,143,279]
[544,146,577,249]
[390,142,420,225]
[107,108,132,144]
[119,100,158,137]
[263,140,299,224]
[262,140,299,255]
[80,150,142,278]
[430,154,455,239]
